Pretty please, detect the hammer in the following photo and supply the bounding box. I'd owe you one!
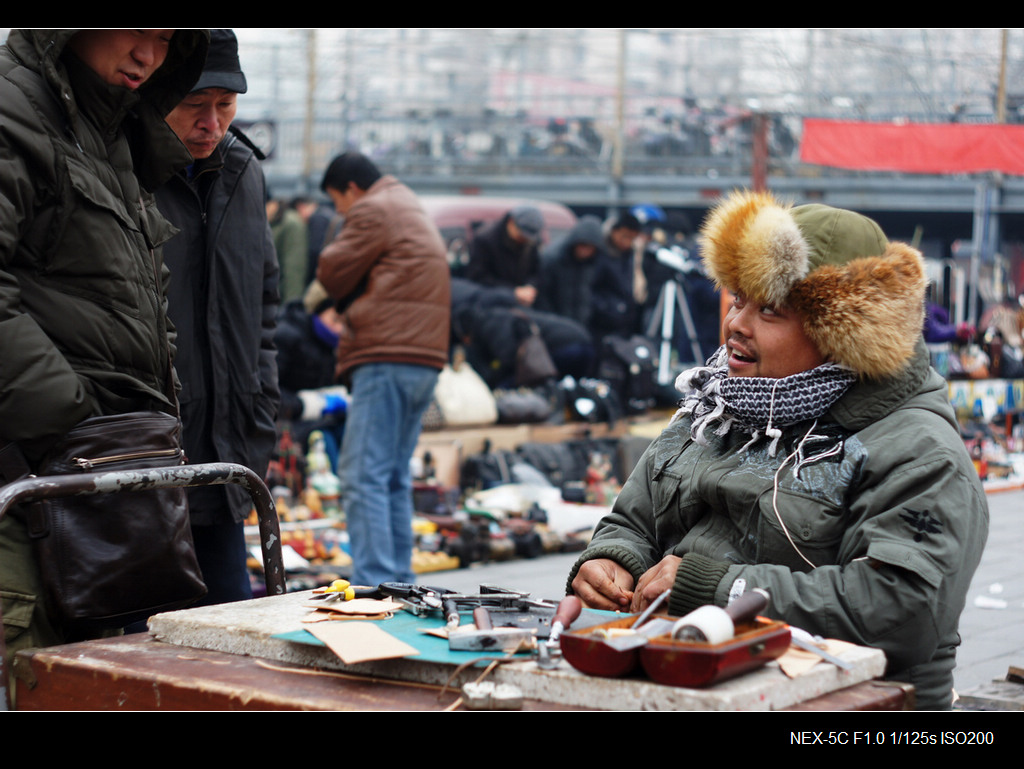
[671,588,770,644]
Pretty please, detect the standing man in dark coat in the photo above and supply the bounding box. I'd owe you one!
[590,212,644,340]
[156,30,280,605]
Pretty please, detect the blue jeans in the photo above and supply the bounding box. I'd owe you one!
[338,363,439,586]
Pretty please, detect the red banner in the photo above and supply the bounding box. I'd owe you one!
[800,119,1024,175]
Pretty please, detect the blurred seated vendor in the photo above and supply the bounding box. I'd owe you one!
[274,281,348,468]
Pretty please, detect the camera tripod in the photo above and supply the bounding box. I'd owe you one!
[645,247,705,385]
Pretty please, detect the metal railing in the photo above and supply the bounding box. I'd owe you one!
[0,462,285,710]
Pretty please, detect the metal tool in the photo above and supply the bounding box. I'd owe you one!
[442,587,556,614]
[632,589,670,629]
[443,597,461,632]
[538,595,582,669]
[351,582,454,616]
[448,606,536,652]
[788,626,854,670]
[441,585,563,653]
[378,582,560,636]
[589,589,675,652]
[310,579,358,602]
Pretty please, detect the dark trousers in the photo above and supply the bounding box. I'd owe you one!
[191,519,253,606]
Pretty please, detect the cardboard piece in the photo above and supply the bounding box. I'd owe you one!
[303,611,393,623]
[307,621,420,664]
[778,639,857,677]
[303,597,403,616]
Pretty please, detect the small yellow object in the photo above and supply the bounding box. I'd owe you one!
[324,579,355,600]
[412,518,438,535]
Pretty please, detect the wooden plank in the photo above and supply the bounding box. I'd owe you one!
[417,411,670,459]
[783,680,911,711]
[13,635,903,711]
[12,636,582,711]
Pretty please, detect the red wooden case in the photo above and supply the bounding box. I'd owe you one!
[560,613,791,687]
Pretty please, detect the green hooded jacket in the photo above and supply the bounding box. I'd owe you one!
[568,343,989,710]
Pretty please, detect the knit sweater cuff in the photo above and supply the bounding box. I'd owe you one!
[668,553,731,616]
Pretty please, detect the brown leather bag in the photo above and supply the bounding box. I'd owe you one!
[27,411,207,630]
[515,316,558,387]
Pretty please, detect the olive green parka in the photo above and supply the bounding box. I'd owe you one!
[569,344,989,710]
[0,29,208,654]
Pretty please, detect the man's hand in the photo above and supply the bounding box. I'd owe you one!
[630,555,682,613]
[571,558,635,611]
[514,285,537,306]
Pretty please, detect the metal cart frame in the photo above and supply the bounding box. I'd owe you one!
[0,461,286,710]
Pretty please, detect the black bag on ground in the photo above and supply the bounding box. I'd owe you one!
[515,315,559,387]
[597,334,659,414]
[27,411,207,631]
[515,441,587,489]
[566,436,628,485]
[563,377,624,426]
[493,388,555,424]
[460,439,519,492]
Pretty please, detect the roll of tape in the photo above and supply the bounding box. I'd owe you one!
[671,605,734,644]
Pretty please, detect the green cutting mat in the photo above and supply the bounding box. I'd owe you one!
[273,609,534,664]
[273,606,616,665]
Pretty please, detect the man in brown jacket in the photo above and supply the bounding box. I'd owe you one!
[317,153,450,586]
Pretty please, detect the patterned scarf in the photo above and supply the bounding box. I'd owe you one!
[671,345,857,456]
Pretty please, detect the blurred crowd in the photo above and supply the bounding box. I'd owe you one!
[926,297,1024,380]
[270,197,725,457]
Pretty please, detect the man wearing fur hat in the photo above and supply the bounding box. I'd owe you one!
[568,190,988,710]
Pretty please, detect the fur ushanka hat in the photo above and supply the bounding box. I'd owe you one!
[699,190,927,380]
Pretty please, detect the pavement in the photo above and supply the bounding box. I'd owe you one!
[422,483,1024,704]
[953,484,1024,698]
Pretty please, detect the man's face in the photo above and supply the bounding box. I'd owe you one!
[295,200,318,222]
[327,183,360,215]
[573,243,597,261]
[67,29,174,90]
[165,88,239,159]
[722,294,826,378]
[609,227,640,253]
[506,219,535,246]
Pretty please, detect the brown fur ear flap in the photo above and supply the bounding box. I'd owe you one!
[699,190,808,306]
[790,242,926,379]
